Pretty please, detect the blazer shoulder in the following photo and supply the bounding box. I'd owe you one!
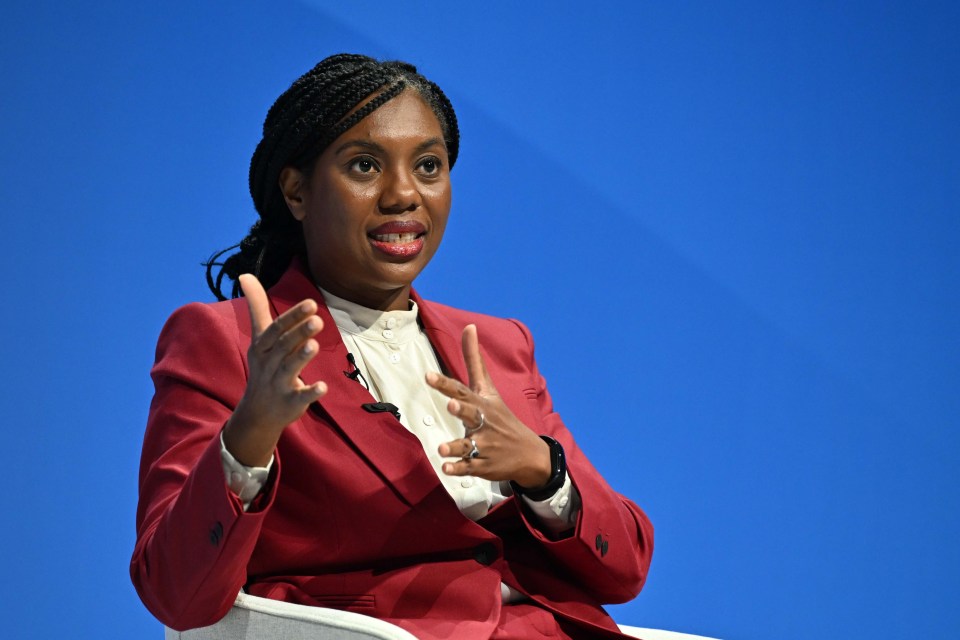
[418,297,528,331]
[416,296,537,366]
[424,295,531,329]
[159,297,249,338]
[152,298,251,372]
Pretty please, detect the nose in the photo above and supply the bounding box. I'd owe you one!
[378,167,421,214]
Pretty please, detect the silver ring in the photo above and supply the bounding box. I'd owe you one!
[466,409,485,435]
[466,439,480,459]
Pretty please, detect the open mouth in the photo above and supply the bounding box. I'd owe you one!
[370,232,422,244]
[367,222,427,258]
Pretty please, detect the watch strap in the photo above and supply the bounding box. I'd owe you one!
[511,435,566,501]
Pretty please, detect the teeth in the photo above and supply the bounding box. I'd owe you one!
[373,232,419,243]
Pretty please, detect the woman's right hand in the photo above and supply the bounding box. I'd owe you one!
[221,273,327,466]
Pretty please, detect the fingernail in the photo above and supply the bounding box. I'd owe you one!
[426,372,438,384]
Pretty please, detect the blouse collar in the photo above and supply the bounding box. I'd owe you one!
[320,287,421,344]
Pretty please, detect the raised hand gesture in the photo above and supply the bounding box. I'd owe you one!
[222,274,327,467]
[428,325,551,490]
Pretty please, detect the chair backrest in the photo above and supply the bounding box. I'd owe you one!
[618,625,721,640]
[165,592,417,640]
[164,592,720,640]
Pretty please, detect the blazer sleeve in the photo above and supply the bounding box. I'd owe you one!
[130,302,281,631]
[508,318,654,604]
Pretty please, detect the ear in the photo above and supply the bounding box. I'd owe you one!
[279,166,308,221]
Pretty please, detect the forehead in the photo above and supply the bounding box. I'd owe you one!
[339,90,445,146]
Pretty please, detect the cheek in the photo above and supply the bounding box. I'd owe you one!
[306,191,370,238]
[427,185,452,224]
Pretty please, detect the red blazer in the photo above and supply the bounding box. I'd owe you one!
[131,261,654,639]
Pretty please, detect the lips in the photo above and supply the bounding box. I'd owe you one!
[368,220,426,258]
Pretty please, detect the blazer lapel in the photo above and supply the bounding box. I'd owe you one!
[412,290,469,385]
[266,262,455,510]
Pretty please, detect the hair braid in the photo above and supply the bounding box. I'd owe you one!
[205,54,460,300]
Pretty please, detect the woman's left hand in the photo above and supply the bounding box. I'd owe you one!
[427,324,551,490]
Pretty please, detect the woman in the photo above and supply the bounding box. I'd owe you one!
[132,54,653,640]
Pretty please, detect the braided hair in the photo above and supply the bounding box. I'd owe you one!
[204,54,460,300]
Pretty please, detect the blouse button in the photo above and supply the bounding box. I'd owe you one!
[386,318,397,329]
[460,478,475,488]
[389,353,400,364]
[382,329,395,340]
[423,415,435,426]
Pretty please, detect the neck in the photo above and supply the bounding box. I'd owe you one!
[316,281,412,312]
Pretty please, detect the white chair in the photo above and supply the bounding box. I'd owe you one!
[619,626,720,640]
[165,592,719,639]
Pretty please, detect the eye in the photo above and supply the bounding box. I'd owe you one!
[417,156,442,176]
[349,157,379,174]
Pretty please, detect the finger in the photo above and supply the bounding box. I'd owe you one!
[240,274,319,351]
[262,303,321,354]
[425,371,473,401]
[438,436,475,459]
[277,337,322,384]
[440,398,479,433]
[446,398,464,419]
[461,324,494,394]
[438,440,454,457]
[293,378,328,404]
[240,274,272,336]
[441,458,482,477]
[273,315,323,358]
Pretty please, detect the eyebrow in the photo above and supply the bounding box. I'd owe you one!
[334,137,446,156]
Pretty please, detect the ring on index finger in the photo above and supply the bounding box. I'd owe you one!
[465,409,485,435]
[464,439,480,460]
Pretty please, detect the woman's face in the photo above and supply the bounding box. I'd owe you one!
[281,90,452,311]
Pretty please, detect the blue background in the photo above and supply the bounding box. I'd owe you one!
[1,2,957,638]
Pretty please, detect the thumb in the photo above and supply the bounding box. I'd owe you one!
[239,274,272,336]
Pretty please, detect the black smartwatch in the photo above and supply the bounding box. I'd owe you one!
[511,435,566,501]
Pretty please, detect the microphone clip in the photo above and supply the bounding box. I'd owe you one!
[361,402,401,420]
[343,353,369,390]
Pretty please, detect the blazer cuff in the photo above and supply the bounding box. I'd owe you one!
[520,473,581,536]
[219,431,275,511]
